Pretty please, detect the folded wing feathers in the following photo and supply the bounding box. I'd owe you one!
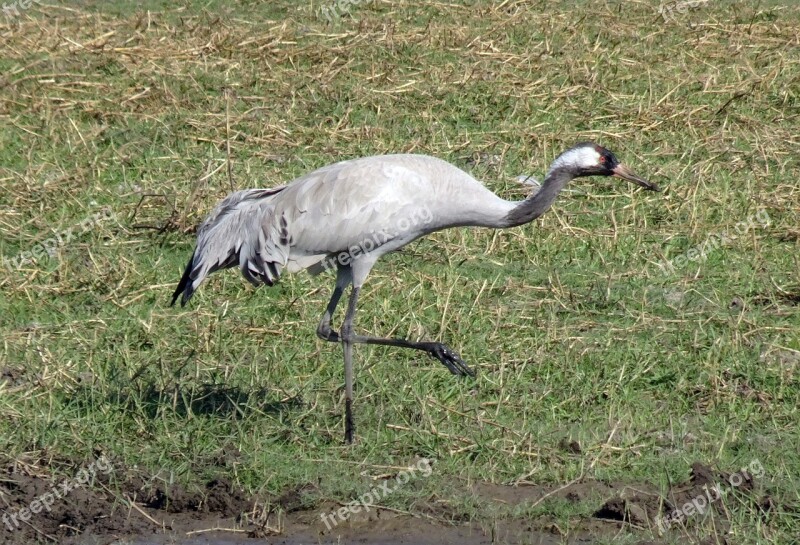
[171,186,289,306]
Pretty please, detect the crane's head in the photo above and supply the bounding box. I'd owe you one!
[551,142,659,191]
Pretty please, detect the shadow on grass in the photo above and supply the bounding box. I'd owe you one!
[133,382,304,419]
[66,381,304,420]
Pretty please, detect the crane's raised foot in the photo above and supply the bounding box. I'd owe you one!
[426,343,476,377]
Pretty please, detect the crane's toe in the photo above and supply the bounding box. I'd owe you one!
[428,344,476,377]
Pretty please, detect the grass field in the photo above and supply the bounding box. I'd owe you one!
[1,0,799,543]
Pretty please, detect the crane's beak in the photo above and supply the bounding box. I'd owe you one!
[613,164,660,192]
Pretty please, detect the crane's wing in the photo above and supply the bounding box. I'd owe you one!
[171,186,288,306]
[278,156,440,252]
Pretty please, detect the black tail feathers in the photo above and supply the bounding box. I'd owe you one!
[171,252,196,307]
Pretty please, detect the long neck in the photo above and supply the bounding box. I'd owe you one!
[502,166,576,227]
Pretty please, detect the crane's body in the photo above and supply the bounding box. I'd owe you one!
[176,154,518,302]
[172,143,657,443]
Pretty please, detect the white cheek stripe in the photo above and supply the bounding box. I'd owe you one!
[548,147,600,174]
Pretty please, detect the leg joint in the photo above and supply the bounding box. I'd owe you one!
[317,314,338,342]
[339,322,355,342]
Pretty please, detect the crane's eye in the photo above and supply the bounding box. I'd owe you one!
[598,155,606,164]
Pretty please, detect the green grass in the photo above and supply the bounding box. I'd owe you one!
[1,0,799,542]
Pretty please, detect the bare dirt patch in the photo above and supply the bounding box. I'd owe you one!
[0,457,255,545]
[0,458,775,544]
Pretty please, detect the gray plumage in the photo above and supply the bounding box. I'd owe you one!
[171,142,657,443]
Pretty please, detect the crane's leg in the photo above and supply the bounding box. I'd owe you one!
[314,266,358,443]
[315,286,344,342]
[340,285,363,444]
[316,266,352,342]
[316,280,475,377]
[348,334,475,377]
[316,263,475,444]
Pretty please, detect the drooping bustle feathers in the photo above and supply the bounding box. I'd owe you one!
[170,186,289,307]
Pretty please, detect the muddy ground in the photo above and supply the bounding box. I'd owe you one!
[0,456,773,545]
